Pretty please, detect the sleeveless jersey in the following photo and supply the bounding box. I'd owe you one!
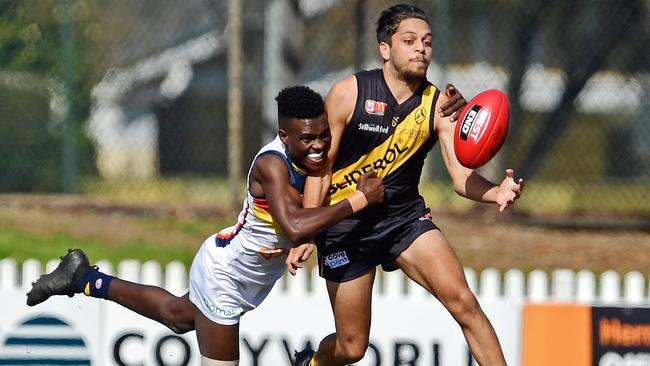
[323,69,440,240]
[212,136,305,285]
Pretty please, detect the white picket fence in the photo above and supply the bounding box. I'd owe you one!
[2,257,649,305]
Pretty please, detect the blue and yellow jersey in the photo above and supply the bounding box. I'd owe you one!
[216,136,305,263]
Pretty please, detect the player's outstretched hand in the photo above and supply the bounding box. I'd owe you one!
[356,170,384,206]
[439,84,467,123]
[286,242,315,276]
[496,169,525,212]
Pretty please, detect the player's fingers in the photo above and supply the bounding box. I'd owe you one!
[301,247,313,261]
[445,84,457,97]
[439,94,459,114]
[439,96,462,114]
[518,179,525,191]
[442,99,464,117]
[505,169,514,179]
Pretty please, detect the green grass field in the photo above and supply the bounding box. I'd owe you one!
[0,200,230,267]
[1,176,648,274]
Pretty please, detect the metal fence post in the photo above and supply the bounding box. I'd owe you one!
[228,0,244,208]
[59,0,77,193]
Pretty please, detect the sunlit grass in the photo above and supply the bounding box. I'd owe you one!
[0,229,197,267]
[81,176,650,214]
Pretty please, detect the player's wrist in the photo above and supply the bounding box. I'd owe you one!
[347,190,368,213]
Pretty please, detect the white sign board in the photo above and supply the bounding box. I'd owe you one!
[0,286,521,365]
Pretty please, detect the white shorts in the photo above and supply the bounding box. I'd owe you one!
[188,234,276,325]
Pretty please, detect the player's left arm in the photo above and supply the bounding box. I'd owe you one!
[435,91,525,211]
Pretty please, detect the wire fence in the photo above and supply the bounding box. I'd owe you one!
[0,0,648,218]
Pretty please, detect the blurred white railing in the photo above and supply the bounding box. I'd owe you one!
[3,257,649,305]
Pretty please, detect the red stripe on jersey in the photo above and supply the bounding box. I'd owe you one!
[252,197,270,211]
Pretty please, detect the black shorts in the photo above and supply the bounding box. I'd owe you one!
[316,212,439,282]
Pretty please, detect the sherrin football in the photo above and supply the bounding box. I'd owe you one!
[453,89,510,169]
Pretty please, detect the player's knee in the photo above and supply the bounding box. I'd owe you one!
[165,319,193,334]
[161,299,195,334]
[445,288,480,322]
[337,335,369,362]
[162,312,194,334]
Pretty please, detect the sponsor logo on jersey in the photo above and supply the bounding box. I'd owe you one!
[358,122,389,134]
[392,116,400,127]
[203,297,242,318]
[414,107,426,124]
[365,99,387,116]
[324,251,350,269]
[329,142,408,195]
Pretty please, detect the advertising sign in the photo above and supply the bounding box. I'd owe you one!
[592,307,650,366]
[522,304,650,366]
[1,288,521,365]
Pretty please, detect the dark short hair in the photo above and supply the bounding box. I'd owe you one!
[376,3,430,44]
[275,86,325,129]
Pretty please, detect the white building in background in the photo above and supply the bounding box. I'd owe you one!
[87,30,225,180]
[84,0,649,181]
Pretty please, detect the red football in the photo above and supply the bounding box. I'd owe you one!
[453,89,510,169]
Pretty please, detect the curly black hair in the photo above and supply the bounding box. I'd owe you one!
[376,4,429,45]
[275,86,325,129]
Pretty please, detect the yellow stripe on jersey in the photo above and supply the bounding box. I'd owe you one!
[251,200,286,238]
[252,201,273,223]
[291,162,307,176]
[329,85,437,204]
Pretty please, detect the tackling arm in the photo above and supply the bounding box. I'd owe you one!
[254,154,382,244]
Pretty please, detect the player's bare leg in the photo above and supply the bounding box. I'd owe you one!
[108,281,195,334]
[193,303,240,362]
[311,269,375,366]
[26,248,195,334]
[395,229,507,366]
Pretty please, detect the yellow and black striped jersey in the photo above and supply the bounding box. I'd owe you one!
[324,69,440,237]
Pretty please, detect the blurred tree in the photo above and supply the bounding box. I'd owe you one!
[0,0,99,192]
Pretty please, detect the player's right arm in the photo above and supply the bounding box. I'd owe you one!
[252,153,383,244]
[435,92,524,211]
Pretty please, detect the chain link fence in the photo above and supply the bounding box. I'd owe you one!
[0,0,648,219]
